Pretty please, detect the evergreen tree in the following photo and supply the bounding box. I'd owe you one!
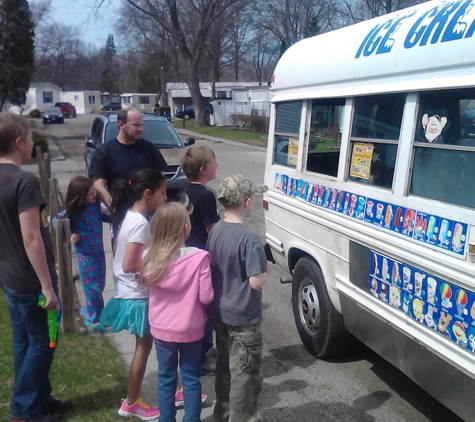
[101,34,119,96]
[0,0,35,111]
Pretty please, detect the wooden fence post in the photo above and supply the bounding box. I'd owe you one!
[49,178,63,252]
[55,219,74,333]
[36,146,51,210]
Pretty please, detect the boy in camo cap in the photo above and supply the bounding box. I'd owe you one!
[206,174,271,422]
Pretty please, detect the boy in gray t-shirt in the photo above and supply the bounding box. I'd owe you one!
[206,174,271,422]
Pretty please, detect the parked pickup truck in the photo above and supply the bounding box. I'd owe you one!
[54,102,77,118]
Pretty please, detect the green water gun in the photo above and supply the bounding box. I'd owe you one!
[38,294,61,348]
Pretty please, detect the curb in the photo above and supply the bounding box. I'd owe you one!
[175,128,267,152]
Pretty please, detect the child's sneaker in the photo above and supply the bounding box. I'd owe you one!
[84,321,106,332]
[174,389,207,407]
[118,397,159,420]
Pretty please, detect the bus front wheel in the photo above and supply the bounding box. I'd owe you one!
[292,258,349,358]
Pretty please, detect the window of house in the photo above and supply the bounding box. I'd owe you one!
[43,91,53,103]
[139,96,150,104]
[305,98,345,177]
[410,89,475,209]
[273,101,302,168]
[348,94,405,189]
[216,91,227,99]
[74,95,79,101]
[88,95,95,104]
[123,97,132,104]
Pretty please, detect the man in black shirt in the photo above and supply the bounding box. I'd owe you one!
[89,107,167,238]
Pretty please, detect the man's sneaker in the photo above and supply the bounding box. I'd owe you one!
[201,357,216,375]
[46,398,73,415]
[118,397,159,420]
[174,389,207,407]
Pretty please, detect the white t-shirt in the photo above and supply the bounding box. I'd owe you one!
[113,210,151,299]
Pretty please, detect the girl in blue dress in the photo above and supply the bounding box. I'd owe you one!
[54,176,110,331]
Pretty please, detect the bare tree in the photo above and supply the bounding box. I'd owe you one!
[96,0,250,125]
[336,0,428,23]
[250,29,279,84]
[255,0,336,53]
[35,23,84,88]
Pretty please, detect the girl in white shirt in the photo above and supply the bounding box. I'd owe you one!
[101,168,167,421]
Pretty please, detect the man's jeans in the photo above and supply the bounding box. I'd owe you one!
[213,320,263,422]
[154,337,203,422]
[2,285,56,420]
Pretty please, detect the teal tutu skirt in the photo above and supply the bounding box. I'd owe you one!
[100,297,150,338]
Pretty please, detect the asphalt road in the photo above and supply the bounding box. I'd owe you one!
[43,114,463,422]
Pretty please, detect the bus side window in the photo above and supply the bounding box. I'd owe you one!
[348,94,405,189]
[410,89,475,209]
[273,101,302,168]
[305,99,345,177]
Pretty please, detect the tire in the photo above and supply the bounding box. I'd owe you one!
[292,257,350,358]
[185,115,190,120]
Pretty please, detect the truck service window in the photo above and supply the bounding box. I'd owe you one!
[305,98,345,177]
[273,101,302,168]
[410,89,475,209]
[348,94,405,189]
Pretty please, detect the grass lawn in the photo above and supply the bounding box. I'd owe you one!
[0,290,128,421]
[172,119,268,147]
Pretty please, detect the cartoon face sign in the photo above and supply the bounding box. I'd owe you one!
[389,286,401,309]
[438,311,452,337]
[422,114,447,143]
[412,298,423,322]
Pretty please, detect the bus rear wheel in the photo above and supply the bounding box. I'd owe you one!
[292,257,349,358]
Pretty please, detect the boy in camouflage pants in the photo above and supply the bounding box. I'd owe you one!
[206,175,271,422]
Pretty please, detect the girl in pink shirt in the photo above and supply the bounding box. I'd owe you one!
[143,202,214,422]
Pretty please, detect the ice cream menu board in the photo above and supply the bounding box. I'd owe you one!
[273,173,468,258]
[369,251,475,354]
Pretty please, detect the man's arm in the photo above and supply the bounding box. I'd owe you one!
[94,178,112,210]
[19,205,60,311]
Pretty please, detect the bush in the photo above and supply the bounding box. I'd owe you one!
[230,114,269,133]
[30,131,48,158]
[29,109,42,118]
[249,115,269,134]
[230,114,251,129]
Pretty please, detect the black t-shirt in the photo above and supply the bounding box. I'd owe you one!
[0,164,58,292]
[88,138,168,195]
[184,183,219,249]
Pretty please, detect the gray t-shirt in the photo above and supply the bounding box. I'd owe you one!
[206,221,267,325]
[0,164,57,292]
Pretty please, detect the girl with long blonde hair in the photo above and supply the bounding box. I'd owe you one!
[144,202,214,422]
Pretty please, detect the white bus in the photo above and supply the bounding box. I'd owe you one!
[263,1,475,420]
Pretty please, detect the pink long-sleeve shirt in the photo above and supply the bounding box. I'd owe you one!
[148,247,214,343]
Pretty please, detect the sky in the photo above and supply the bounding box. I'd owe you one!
[31,0,122,48]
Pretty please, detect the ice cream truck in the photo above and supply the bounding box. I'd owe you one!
[263,0,475,420]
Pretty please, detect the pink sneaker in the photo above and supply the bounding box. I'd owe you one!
[174,389,207,407]
[118,397,159,420]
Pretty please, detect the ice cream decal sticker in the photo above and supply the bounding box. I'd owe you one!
[273,173,468,257]
[422,114,447,142]
[369,251,475,353]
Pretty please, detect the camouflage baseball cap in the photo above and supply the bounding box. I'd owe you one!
[217,174,268,205]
